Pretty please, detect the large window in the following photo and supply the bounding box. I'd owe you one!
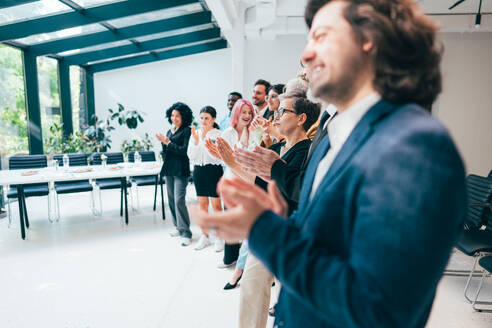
[0,45,29,156]
[70,65,86,132]
[38,56,62,154]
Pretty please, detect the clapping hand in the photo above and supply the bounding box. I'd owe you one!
[190,178,288,242]
[156,133,170,145]
[234,146,283,180]
[205,138,221,159]
[216,137,236,167]
[191,126,199,145]
[250,116,267,131]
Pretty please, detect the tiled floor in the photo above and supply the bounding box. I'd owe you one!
[0,185,491,327]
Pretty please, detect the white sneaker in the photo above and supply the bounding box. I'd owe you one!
[217,260,236,269]
[181,237,191,246]
[169,229,180,237]
[194,235,211,250]
[214,239,224,252]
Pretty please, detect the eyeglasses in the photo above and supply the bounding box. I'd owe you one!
[276,107,297,117]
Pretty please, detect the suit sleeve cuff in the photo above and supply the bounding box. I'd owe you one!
[248,210,284,259]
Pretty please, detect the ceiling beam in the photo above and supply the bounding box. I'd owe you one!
[0,0,37,9]
[62,27,221,66]
[28,11,212,56]
[87,39,227,73]
[0,0,198,42]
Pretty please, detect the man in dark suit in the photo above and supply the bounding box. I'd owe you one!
[252,79,273,119]
[192,1,466,327]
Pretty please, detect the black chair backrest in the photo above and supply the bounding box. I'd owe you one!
[128,151,155,162]
[53,153,89,167]
[91,152,124,165]
[465,174,492,229]
[9,155,47,170]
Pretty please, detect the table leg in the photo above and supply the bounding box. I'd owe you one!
[17,185,26,240]
[22,193,29,229]
[120,187,123,217]
[122,177,128,225]
[160,175,165,221]
[153,176,158,211]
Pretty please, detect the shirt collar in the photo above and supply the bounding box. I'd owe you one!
[256,105,268,117]
[327,92,381,147]
[325,104,338,117]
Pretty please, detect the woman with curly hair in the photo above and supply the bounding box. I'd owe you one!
[156,102,194,246]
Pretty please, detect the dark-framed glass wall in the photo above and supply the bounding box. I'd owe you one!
[0,44,29,157]
[0,44,90,157]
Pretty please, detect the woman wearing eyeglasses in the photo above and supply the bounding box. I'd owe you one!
[216,88,320,209]
[211,88,320,326]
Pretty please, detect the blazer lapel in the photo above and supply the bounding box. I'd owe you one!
[298,100,397,223]
[297,135,331,210]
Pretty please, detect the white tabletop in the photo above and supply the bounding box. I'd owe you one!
[0,162,162,186]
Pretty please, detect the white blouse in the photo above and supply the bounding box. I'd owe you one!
[221,126,256,179]
[187,128,222,166]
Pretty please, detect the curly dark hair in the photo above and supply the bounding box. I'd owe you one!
[305,0,442,111]
[165,102,193,127]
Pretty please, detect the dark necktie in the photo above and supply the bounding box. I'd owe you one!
[306,111,331,162]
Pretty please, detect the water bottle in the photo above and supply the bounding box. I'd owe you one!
[63,154,69,169]
[134,151,141,165]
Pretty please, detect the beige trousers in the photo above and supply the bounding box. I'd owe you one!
[238,254,274,328]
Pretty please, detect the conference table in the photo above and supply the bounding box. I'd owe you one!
[0,162,163,240]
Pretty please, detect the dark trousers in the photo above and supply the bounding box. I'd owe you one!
[165,175,191,238]
[224,243,241,265]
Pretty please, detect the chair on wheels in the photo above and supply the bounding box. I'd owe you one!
[446,174,492,304]
[6,155,50,227]
[471,255,492,312]
[53,153,97,220]
[91,152,132,215]
[128,151,164,215]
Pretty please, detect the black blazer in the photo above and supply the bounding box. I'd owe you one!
[161,126,191,177]
[262,107,274,120]
[255,139,311,214]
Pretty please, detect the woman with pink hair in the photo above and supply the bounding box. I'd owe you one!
[205,99,255,273]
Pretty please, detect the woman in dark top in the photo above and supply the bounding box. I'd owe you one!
[215,89,319,212]
[156,102,193,246]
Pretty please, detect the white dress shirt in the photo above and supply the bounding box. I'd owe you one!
[310,93,381,199]
[187,128,222,166]
[256,105,268,118]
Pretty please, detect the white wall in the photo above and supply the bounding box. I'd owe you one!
[437,32,492,176]
[93,48,232,152]
[93,31,492,176]
[243,34,307,94]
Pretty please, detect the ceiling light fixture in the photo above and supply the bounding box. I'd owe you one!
[475,0,483,29]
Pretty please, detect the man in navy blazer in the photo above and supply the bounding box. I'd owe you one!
[192,1,467,327]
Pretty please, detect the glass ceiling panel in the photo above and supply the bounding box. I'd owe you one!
[72,0,126,8]
[106,3,203,29]
[87,38,224,65]
[87,51,143,65]
[57,39,132,56]
[133,23,215,43]
[0,0,73,26]
[16,23,106,45]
